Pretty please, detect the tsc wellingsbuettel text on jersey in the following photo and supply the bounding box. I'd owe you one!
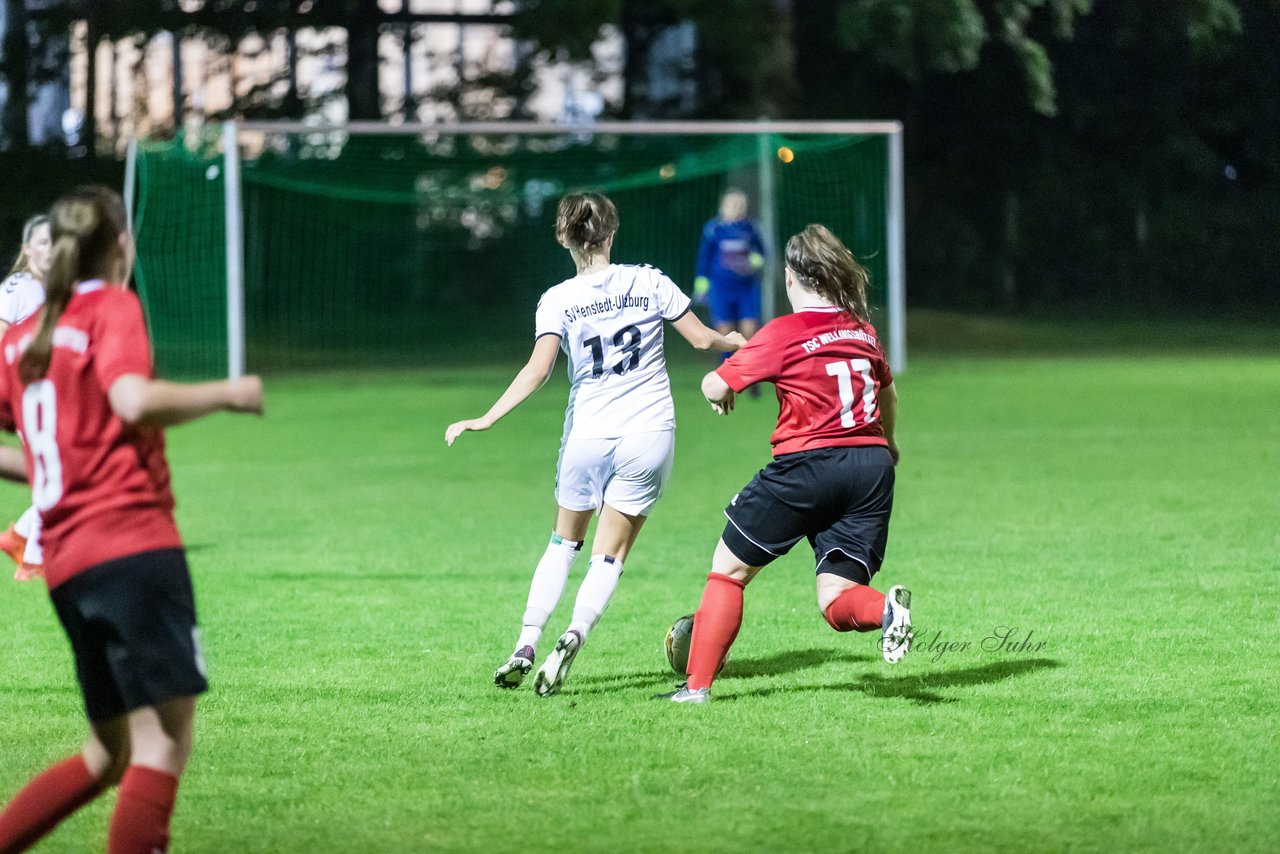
[800,327,878,354]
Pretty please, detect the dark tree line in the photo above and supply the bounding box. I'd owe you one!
[785,0,1278,314]
[1,0,1276,314]
[539,0,1278,314]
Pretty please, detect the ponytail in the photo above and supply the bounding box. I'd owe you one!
[19,188,126,385]
[20,236,78,384]
[784,224,871,323]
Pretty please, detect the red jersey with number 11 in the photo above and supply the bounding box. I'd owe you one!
[0,282,181,590]
[715,306,893,456]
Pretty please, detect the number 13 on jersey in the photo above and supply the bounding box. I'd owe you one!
[584,325,642,377]
[825,358,877,427]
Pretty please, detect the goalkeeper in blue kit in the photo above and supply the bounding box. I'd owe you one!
[694,189,767,349]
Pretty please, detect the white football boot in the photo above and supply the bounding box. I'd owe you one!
[533,630,582,697]
[656,683,711,704]
[881,585,914,664]
[493,645,535,689]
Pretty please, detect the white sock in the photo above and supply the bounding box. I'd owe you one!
[13,506,37,539]
[516,534,583,650]
[22,512,42,565]
[568,554,624,641]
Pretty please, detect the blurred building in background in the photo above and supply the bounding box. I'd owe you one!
[0,0,72,148]
[0,0,656,157]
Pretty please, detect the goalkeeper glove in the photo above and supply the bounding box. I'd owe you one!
[748,252,765,271]
[693,276,711,305]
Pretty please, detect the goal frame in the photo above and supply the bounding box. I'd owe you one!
[130,119,905,378]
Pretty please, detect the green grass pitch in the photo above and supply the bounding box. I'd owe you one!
[1,326,1277,852]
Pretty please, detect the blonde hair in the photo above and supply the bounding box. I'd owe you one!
[8,214,49,277]
[20,187,127,385]
[785,224,871,322]
[555,193,619,254]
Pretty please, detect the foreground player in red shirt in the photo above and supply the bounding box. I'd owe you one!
[0,187,263,853]
[661,224,913,704]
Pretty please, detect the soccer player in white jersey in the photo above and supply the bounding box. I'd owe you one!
[445,192,745,696]
[0,213,51,581]
[0,215,50,334]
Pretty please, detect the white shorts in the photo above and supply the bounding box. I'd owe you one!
[555,430,676,517]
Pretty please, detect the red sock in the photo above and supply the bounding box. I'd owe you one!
[686,573,746,691]
[824,585,887,632]
[107,766,180,854]
[0,754,103,852]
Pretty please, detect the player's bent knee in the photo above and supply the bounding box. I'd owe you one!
[553,506,594,542]
[128,699,197,773]
[99,749,131,786]
[84,726,132,785]
[130,733,193,774]
[815,571,859,615]
[710,538,762,582]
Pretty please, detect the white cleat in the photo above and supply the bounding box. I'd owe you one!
[533,630,582,697]
[656,683,710,704]
[494,645,535,689]
[881,585,913,664]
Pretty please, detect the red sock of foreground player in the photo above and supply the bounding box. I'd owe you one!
[686,573,746,691]
[107,766,179,854]
[823,584,887,632]
[0,754,103,852]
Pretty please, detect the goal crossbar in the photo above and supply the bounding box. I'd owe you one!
[237,119,904,136]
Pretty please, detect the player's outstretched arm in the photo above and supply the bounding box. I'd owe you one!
[0,445,26,483]
[671,312,746,352]
[108,374,264,428]
[701,370,736,416]
[445,334,560,446]
[880,381,899,464]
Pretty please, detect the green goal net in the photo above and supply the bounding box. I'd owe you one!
[130,122,902,378]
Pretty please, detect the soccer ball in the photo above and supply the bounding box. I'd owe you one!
[663,614,728,675]
[664,614,695,674]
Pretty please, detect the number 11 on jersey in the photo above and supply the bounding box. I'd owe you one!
[825,358,877,427]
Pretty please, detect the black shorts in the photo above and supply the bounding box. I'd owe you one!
[50,548,207,723]
[721,445,895,584]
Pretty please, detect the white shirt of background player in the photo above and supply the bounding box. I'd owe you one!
[0,271,46,329]
[0,218,52,574]
[0,214,51,333]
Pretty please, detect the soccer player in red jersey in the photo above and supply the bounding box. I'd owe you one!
[0,187,264,853]
[661,224,913,704]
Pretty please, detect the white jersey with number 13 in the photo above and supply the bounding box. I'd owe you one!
[535,264,692,441]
